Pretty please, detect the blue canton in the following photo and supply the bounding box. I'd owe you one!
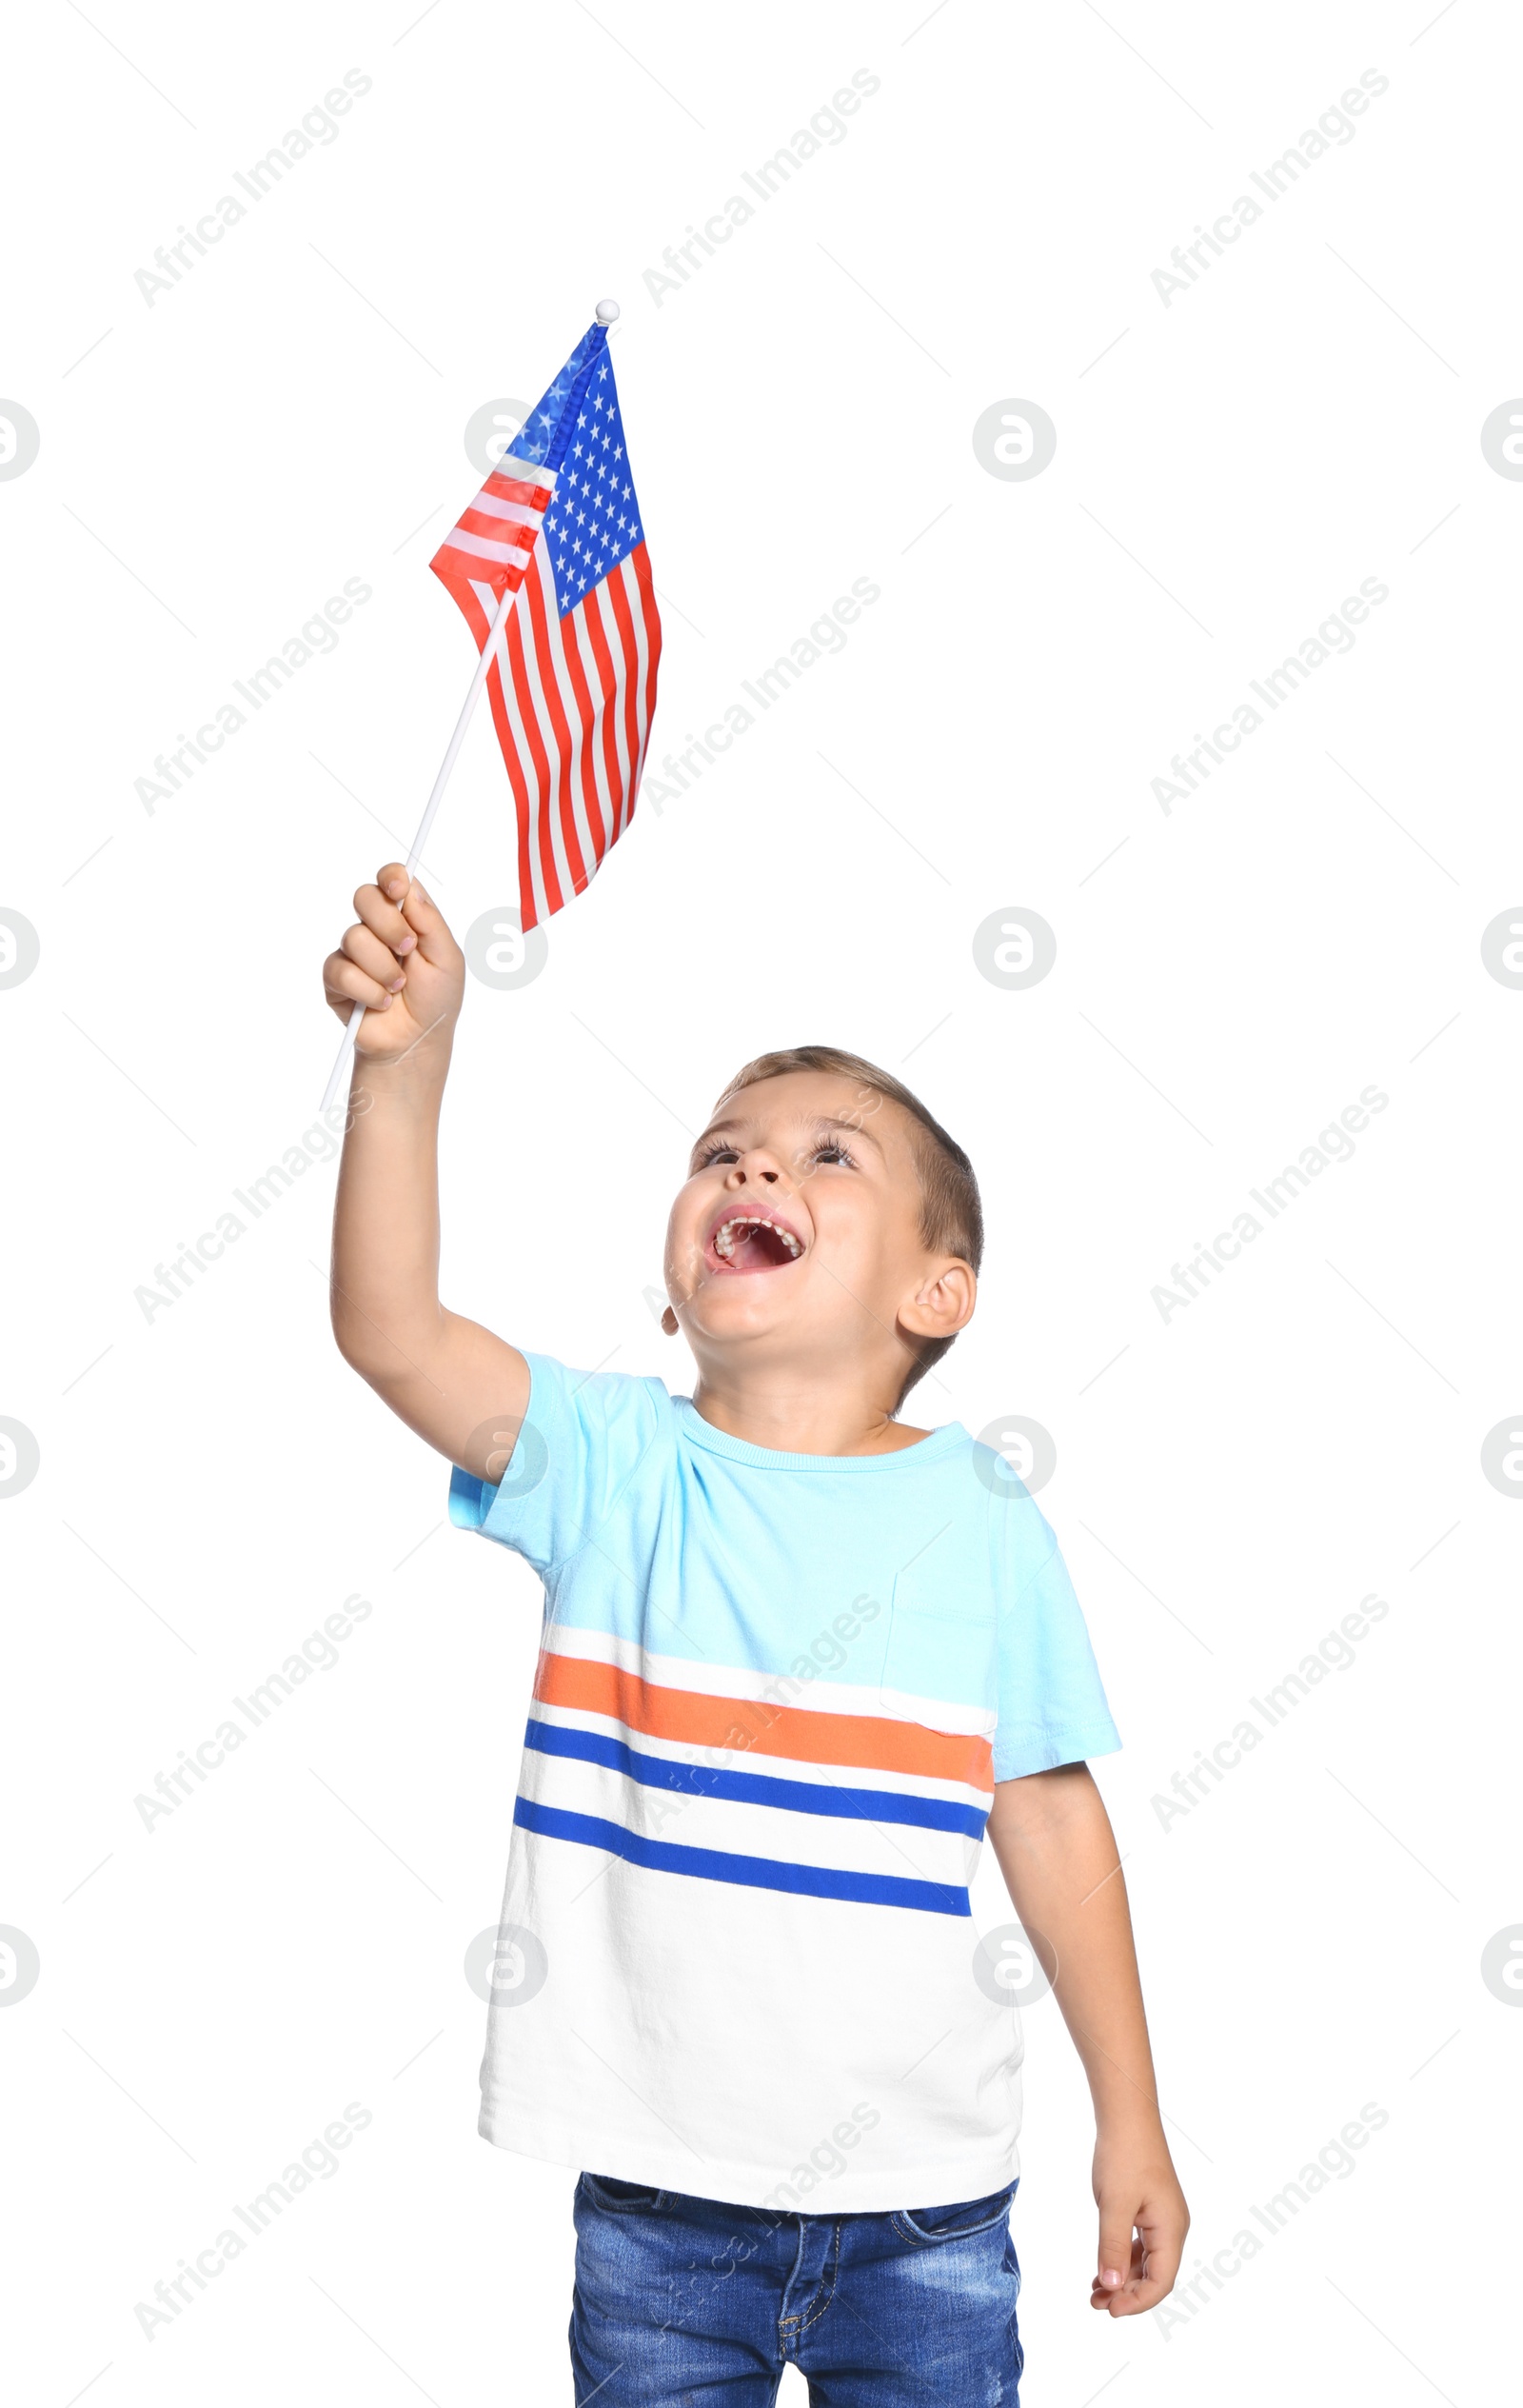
[504,323,644,622]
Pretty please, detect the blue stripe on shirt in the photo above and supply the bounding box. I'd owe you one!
[513,1797,972,1916]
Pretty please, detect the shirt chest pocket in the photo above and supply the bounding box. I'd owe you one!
[879,1546,996,1708]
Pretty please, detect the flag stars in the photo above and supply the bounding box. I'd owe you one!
[536,354,641,613]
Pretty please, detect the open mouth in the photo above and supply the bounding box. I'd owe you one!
[706,1211,804,1274]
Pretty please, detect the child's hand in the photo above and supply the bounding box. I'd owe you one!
[1089,2130,1189,2316]
[322,864,465,1065]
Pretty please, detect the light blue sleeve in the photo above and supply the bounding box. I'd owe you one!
[993,1496,1121,1781]
[446,1350,664,1578]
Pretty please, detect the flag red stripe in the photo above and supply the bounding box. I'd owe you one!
[605,565,642,839]
[559,601,609,869]
[483,469,552,507]
[471,566,540,927]
[502,614,551,932]
[502,602,563,926]
[431,540,532,607]
[522,557,589,902]
[617,574,645,837]
[631,541,662,818]
[433,567,495,651]
[522,561,583,905]
[569,595,615,869]
[582,590,624,850]
[483,647,537,920]
[457,508,537,549]
[636,553,662,813]
[585,593,622,866]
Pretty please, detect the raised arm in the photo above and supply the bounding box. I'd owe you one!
[324,863,529,1482]
[986,1762,1188,2317]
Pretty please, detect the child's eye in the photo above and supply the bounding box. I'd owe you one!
[810,1138,856,1167]
[695,1142,740,1169]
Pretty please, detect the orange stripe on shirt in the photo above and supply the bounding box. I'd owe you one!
[534,1653,995,1791]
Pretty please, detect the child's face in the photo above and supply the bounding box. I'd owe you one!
[663,1070,972,1392]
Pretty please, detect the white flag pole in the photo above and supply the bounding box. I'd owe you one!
[318,299,620,1115]
[319,568,530,1113]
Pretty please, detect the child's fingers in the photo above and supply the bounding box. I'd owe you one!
[1095,2210,1134,2300]
[1105,2265,1173,2316]
[1095,2220,1185,2317]
[398,878,458,962]
[1089,2233,1140,2310]
[352,879,417,956]
[1136,2197,1188,2306]
[341,923,408,991]
[323,949,397,1015]
[366,861,456,965]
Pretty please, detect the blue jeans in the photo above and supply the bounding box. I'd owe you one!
[570,2172,1022,2404]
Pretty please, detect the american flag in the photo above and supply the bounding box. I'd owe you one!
[430,321,662,931]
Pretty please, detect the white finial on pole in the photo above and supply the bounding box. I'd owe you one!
[594,297,621,325]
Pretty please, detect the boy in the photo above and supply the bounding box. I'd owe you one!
[325,864,1188,2401]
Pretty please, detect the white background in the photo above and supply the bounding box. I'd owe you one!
[3,0,1518,2399]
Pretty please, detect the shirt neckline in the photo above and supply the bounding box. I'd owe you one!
[673,1395,968,1473]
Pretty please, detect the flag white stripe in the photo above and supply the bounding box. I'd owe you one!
[468,490,545,527]
[444,527,534,567]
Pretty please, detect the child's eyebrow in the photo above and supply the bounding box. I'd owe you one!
[813,1113,886,1155]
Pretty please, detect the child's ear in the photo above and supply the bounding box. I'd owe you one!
[900,1260,977,1342]
[660,1304,680,1336]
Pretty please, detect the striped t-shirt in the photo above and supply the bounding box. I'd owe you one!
[449,1352,1120,2213]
